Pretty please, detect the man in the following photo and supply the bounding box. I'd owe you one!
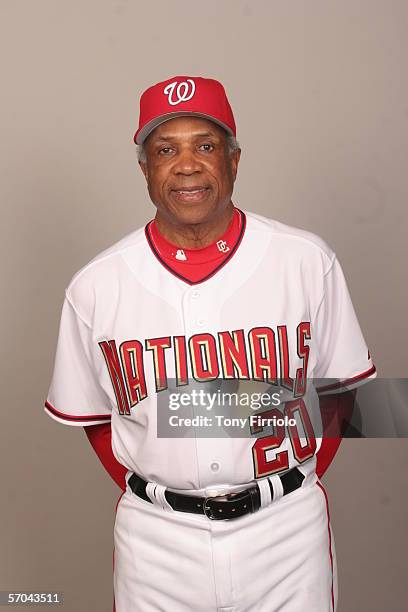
[45,75,376,611]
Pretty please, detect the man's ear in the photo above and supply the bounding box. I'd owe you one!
[231,148,241,182]
[139,160,149,181]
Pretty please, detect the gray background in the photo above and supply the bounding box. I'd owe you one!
[1,1,407,610]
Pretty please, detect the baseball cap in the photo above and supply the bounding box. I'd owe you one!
[133,75,236,145]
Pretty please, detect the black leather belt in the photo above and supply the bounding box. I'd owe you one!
[128,467,305,520]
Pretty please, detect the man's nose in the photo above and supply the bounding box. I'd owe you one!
[173,147,203,174]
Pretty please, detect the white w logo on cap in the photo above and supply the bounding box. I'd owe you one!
[163,79,196,106]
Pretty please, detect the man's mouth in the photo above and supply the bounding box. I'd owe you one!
[172,187,209,194]
[171,187,210,202]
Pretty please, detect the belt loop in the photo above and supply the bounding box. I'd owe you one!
[155,484,174,511]
[257,478,272,508]
[146,482,174,511]
[268,474,284,501]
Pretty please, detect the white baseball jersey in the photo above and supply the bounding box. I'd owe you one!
[45,210,376,493]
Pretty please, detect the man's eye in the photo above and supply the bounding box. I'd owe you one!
[199,143,214,152]
[159,147,173,155]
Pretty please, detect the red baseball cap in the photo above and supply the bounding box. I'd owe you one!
[133,75,236,145]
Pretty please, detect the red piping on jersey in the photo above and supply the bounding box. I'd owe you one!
[316,480,335,612]
[44,400,111,423]
[113,491,125,612]
[316,365,376,393]
[144,209,247,286]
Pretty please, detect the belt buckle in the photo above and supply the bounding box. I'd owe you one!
[203,494,230,520]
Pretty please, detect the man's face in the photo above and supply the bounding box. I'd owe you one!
[139,116,241,226]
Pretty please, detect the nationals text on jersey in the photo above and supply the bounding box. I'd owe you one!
[98,321,311,415]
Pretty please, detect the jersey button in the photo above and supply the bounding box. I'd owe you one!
[197,318,205,327]
[210,461,220,472]
[191,290,200,299]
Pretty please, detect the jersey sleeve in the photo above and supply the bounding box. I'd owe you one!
[314,256,377,395]
[44,293,112,426]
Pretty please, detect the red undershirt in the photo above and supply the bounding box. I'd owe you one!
[146,206,244,283]
[84,207,345,489]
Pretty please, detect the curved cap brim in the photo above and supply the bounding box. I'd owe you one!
[134,111,235,144]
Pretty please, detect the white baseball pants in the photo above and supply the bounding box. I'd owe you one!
[113,478,337,612]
